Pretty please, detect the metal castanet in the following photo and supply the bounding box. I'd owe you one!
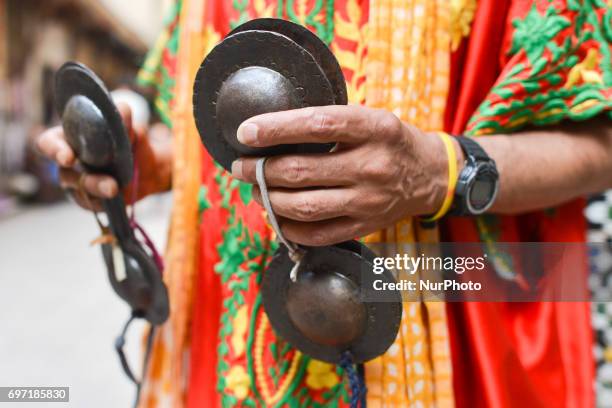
[54,62,169,325]
[262,242,402,364]
[55,62,133,186]
[193,18,402,365]
[193,21,342,171]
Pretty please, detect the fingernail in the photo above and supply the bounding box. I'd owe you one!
[231,160,243,180]
[56,150,71,166]
[237,123,258,145]
[100,180,116,198]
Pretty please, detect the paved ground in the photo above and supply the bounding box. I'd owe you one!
[0,195,171,407]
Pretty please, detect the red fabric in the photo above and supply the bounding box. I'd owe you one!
[188,152,224,407]
[187,6,236,406]
[444,0,511,134]
[444,1,594,407]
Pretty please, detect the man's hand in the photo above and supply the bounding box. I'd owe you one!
[231,105,452,246]
[35,104,173,211]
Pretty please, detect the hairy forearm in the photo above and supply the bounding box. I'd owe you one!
[474,117,612,214]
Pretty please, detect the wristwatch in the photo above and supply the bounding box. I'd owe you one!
[450,136,499,216]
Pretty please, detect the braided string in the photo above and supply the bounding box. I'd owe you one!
[339,351,366,408]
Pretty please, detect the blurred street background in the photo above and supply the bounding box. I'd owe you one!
[0,194,171,407]
[0,0,172,406]
[0,0,172,208]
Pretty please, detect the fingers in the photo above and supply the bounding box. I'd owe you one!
[279,216,361,246]
[116,102,135,142]
[232,151,356,188]
[36,126,75,167]
[236,105,395,147]
[59,168,119,199]
[253,186,358,222]
[66,188,104,212]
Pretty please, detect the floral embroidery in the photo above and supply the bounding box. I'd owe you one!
[281,0,336,44]
[136,0,182,126]
[565,48,604,87]
[305,361,340,390]
[468,1,612,135]
[509,4,571,65]
[231,306,249,358]
[226,366,252,400]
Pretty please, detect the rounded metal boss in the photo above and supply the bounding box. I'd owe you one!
[193,18,347,171]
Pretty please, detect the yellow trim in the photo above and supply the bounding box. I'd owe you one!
[421,132,458,222]
[254,314,302,406]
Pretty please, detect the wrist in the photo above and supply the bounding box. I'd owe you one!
[449,136,500,216]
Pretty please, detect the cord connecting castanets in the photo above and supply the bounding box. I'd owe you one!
[255,157,305,282]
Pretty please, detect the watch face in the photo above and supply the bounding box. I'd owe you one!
[468,165,499,212]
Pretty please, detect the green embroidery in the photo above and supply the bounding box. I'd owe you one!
[137,0,182,127]
[215,166,271,405]
[267,340,293,388]
[285,0,334,44]
[468,1,611,134]
[510,4,571,68]
[235,0,338,45]
[214,165,241,210]
[245,296,265,406]
[231,0,251,29]
[239,182,254,206]
[198,185,211,213]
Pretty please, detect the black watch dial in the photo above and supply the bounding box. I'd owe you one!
[467,163,499,213]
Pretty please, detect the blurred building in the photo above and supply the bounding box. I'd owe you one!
[0,0,168,207]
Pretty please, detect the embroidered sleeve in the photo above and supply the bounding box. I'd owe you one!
[467,0,612,135]
[136,0,183,127]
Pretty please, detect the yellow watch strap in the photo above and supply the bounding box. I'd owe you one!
[421,131,458,222]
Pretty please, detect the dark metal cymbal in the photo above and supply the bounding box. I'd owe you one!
[262,241,403,364]
[54,62,133,187]
[54,62,169,325]
[228,18,348,106]
[193,19,347,171]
